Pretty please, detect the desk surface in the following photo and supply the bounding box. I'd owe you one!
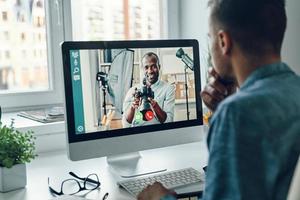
[0,141,208,200]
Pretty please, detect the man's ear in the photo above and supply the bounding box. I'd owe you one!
[217,30,232,55]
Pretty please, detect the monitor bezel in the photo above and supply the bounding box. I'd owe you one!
[61,39,203,143]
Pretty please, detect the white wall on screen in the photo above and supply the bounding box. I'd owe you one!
[80,50,97,131]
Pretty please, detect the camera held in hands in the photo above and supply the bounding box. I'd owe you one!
[134,77,155,121]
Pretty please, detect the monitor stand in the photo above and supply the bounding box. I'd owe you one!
[107,152,167,178]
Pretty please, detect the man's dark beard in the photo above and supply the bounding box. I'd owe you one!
[146,73,159,84]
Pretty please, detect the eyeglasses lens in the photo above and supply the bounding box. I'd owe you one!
[85,174,99,190]
[62,179,81,195]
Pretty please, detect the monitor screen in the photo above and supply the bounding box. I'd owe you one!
[61,40,203,158]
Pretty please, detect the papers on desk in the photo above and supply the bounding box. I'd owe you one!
[49,195,92,200]
[18,107,64,123]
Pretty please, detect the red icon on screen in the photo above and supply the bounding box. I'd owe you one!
[145,110,154,121]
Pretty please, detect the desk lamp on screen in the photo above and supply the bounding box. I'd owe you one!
[61,40,203,178]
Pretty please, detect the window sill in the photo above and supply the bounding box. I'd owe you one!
[2,112,67,153]
[2,112,65,135]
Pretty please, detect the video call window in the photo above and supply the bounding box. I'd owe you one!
[70,47,196,134]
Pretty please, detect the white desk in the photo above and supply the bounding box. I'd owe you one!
[0,141,208,200]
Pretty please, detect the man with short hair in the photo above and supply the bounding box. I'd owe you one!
[122,52,175,127]
[138,0,300,199]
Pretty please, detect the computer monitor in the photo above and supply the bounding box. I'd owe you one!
[61,40,203,177]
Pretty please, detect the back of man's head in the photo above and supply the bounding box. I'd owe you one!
[208,0,287,56]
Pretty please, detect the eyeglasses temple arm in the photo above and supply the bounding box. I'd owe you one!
[48,177,63,195]
[69,172,100,185]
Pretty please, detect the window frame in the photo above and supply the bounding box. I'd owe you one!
[0,0,179,112]
[0,0,65,112]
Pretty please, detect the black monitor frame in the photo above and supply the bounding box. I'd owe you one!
[61,39,203,143]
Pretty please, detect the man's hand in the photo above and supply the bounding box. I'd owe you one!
[137,182,176,200]
[125,90,141,124]
[131,92,141,109]
[148,98,167,123]
[201,67,236,111]
[148,97,158,108]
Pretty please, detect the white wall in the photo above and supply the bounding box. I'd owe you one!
[165,0,181,39]
[282,0,300,75]
[168,0,210,89]
[177,0,300,75]
[179,0,208,45]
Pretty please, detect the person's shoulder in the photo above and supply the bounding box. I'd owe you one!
[159,80,174,89]
[213,91,251,120]
[159,80,169,86]
[217,92,245,110]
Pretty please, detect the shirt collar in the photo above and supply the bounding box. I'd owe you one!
[151,79,161,89]
[240,62,294,90]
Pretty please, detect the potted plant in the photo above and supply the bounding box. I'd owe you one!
[0,120,37,192]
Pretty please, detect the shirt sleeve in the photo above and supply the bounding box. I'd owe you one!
[203,101,269,200]
[121,87,135,128]
[162,84,175,123]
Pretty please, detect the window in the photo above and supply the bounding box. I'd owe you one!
[0,0,171,110]
[33,49,37,57]
[5,51,10,59]
[16,0,21,6]
[0,67,13,90]
[0,0,64,109]
[22,50,27,58]
[36,16,44,27]
[70,0,163,40]
[4,31,9,40]
[2,11,8,21]
[36,0,43,8]
[18,13,26,22]
[38,33,42,41]
[0,1,48,93]
[21,32,26,41]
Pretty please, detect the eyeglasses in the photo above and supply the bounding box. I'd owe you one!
[48,172,101,196]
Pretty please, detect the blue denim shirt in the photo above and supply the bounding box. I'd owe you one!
[161,62,300,200]
[203,62,300,200]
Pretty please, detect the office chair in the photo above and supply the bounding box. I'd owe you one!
[287,156,300,200]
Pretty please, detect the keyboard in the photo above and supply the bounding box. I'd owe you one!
[117,167,204,197]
